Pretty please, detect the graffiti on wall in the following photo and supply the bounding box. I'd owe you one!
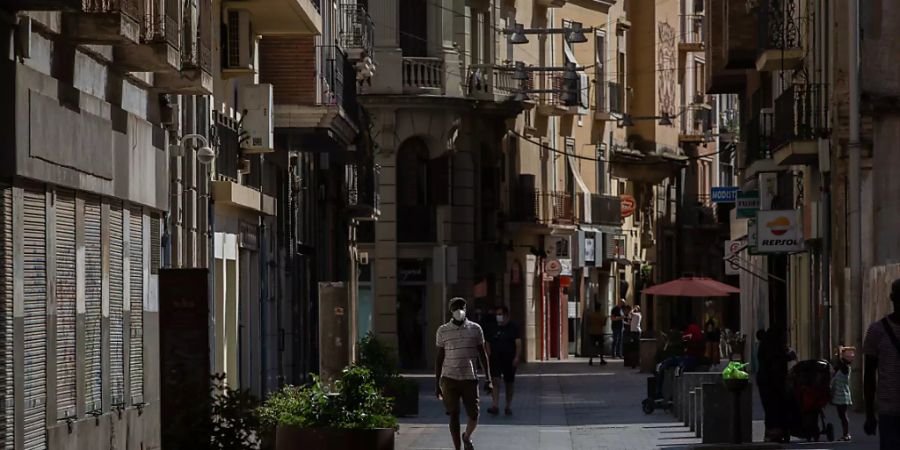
[657,21,677,118]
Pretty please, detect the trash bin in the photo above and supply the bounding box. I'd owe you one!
[624,333,640,368]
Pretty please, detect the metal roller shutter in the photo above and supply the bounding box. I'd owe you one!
[55,189,77,419]
[83,194,102,413]
[109,201,125,405]
[0,187,13,449]
[22,187,47,450]
[129,205,144,403]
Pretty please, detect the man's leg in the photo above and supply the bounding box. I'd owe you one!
[461,380,481,448]
[490,377,501,410]
[612,328,621,357]
[449,413,462,450]
[441,378,463,450]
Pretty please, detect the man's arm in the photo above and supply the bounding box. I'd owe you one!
[513,338,522,366]
[477,344,492,391]
[865,354,878,429]
[435,347,445,399]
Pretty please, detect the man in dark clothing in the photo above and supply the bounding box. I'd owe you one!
[485,305,521,416]
[863,278,900,449]
[611,300,626,358]
[757,327,795,442]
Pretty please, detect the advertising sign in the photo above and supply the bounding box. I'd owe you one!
[585,237,596,263]
[725,241,742,276]
[560,259,573,277]
[756,210,805,253]
[711,186,739,203]
[737,190,760,218]
[545,259,562,277]
[620,195,636,218]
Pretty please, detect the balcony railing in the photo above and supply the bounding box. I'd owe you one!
[510,187,540,223]
[143,0,179,46]
[590,194,623,226]
[680,105,713,138]
[679,14,705,50]
[346,162,380,220]
[466,64,520,100]
[338,1,374,59]
[213,114,240,182]
[772,84,828,149]
[743,110,775,167]
[402,57,444,94]
[548,191,575,225]
[320,45,360,119]
[82,0,143,21]
[180,0,211,72]
[595,80,624,115]
[757,0,801,51]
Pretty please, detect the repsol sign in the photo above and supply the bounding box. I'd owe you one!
[761,239,801,246]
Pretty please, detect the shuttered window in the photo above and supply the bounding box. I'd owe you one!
[22,187,47,449]
[55,189,77,419]
[129,206,144,403]
[109,201,125,406]
[150,213,160,275]
[83,194,102,413]
[0,187,13,448]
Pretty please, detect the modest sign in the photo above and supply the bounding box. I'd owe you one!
[620,195,636,218]
[737,190,760,218]
[545,259,562,277]
[725,240,742,276]
[756,210,805,253]
[711,186,739,203]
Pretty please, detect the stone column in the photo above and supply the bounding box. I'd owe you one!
[372,109,399,349]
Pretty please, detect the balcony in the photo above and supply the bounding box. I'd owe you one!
[5,0,81,11]
[510,187,540,223]
[230,0,322,36]
[755,0,803,71]
[772,84,828,166]
[63,0,180,72]
[742,110,774,169]
[402,57,445,95]
[465,64,519,102]
[589,194,623,227]
[345,162,380,221]
[154,0,212,94]
[594,80,624,121]
[548,191,575,225]
[338,1,374,62]
[679,14,705,53]
[679,105,713,143]
[535,72,578,117]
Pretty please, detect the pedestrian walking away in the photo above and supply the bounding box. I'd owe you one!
[831,346,855,441]
[485,305,522,416]
[863,278,900,450]
[435,297,493,450]
[611,300,626,358]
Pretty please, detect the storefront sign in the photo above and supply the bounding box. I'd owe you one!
[725,240,742,276]
[737,190,760,218]
[711,186,739,203]
[620,195,636,218]
[398,259,428,283]
[545,259,562,277]
[756,210,804,253]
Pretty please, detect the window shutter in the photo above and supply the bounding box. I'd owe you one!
[83,194,102,413]
[22,187,47,449]
[55,189,77,419]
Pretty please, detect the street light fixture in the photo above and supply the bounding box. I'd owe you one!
[181,133,216,166]
[506,21,597,45]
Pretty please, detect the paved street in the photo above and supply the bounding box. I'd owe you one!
[397,359,878,450]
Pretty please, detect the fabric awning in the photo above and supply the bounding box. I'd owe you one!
[641,277,740,297]
[567,156,591,222]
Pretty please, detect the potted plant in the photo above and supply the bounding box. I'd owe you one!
[357,332,419,417]
[258,366,397,450]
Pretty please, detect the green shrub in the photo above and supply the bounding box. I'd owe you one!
[356,332,399,387]
[258,366,398,431]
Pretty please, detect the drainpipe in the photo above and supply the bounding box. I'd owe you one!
[259,154,268,395]
[848,0,862,351]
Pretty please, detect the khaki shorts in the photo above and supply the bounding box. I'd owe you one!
[440,377,479,419]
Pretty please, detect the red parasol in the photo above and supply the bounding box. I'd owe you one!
[641,276,740,297]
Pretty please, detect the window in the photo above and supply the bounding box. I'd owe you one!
[595,31,607,111]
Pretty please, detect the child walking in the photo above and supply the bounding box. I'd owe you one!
[831,346,855,442]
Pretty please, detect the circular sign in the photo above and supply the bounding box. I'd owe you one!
[728,241,742,272]
[620,195,636,218]
[545,259,562,277]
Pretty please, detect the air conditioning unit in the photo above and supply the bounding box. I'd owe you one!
[224,9,254,72]
[239,83,274,154]
[239,158,251,174]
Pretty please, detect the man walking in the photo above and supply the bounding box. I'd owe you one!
[485,305,521,416]
[436,297,492,450]
[863,278,900,449]
[611,299,626,358]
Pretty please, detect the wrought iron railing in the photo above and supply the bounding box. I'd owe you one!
[757,0,801,51]
[213,115,240,182]
[595,80,624,114]
[402,57,444,93]
[511,187,540,222]
[81,0,142,21]
[590,194,623,226]
[338,1,374,58]
[181,0,211,71]
[548,191,574,224]
[319,45,360,122]
[143,0,179,46]
[466,64,520,99]
[680,14,704,46]
[681,105,713,136]
[772,83,828,149]
[743,110,774,167]
[346,162,380,219]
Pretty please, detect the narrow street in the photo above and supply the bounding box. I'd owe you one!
[398,360,878,450]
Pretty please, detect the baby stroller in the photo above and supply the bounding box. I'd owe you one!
[785,360,835,442]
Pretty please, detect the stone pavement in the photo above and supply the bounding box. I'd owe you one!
[396,359,880,450]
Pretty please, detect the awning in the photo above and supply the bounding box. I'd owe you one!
[642,277,740,297]
[567,156,591,222]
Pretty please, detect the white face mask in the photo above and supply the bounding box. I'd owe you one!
[496,315,505,324]
[452,309,466,321]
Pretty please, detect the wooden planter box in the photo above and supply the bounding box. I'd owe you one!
[276,426,395,450]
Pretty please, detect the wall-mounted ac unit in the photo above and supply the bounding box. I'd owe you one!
[239,83,274,154]
[239,158,251,174]
[224,9,254,73]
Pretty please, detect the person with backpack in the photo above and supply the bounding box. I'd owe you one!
[863,278,900,450]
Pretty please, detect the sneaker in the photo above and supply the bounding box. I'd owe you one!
[462,432,475,450]
[486,406,499,415]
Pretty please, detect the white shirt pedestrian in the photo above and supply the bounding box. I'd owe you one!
[630,309,642,333]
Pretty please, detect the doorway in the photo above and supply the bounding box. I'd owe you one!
[397,285,427,370]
